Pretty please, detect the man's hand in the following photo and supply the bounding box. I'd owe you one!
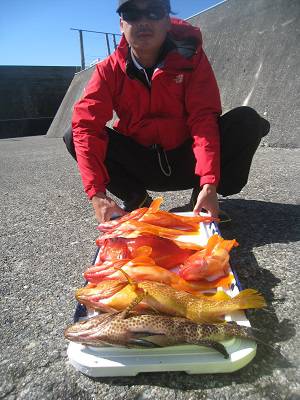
[91,192,126,223]
[193,184,219,217]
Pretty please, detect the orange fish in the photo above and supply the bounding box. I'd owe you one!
[76,280,128,313]
[179,235,238,281]
[97,197,216,235]
[76,278,266,323]
[96,219,203,246]
[97,207,148,233]
[138,198,215,230]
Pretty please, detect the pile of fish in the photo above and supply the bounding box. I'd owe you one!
[65,198,266,358]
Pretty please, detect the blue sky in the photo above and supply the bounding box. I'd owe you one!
[1,0,224,67]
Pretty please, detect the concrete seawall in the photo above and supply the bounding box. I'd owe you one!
[188,0,300,148]
[0,66,79,138]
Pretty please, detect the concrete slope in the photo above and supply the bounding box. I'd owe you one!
[47,66,95,138]
[188,0,300,148]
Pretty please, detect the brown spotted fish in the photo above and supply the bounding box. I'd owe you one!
[64,309,258,359]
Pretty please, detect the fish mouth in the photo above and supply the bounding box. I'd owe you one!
[64,325,90,339]
[76,282,127,300]
[65,318,92,332]
[64,320,103,343]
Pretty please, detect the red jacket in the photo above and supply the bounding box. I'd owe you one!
[72,18,222,199]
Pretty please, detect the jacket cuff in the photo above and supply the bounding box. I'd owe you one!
[86,185,106,200]
[200,175,219,187]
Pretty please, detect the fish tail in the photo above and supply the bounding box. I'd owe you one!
[223,321,256,339]
[233,289,266,310]
[224,322,275,350]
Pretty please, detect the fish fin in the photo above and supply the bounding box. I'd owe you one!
[234,289,267,309]
[221,239,239,252]
[197,316,226,324]
[129,254,156,265]
[139,335,178,347]
[128,338,162,348]
[132,246,153,258]
[128,332,173,347]
[208,290,232,302]
[206,234,222,254]
[146,303,161,315]
[119,291,146,319]
[173,240,204,251]
[196,340,229,359]
[114,266,136,287]
[146,197,163,214]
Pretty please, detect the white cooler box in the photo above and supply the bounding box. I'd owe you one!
[67,215,256,377]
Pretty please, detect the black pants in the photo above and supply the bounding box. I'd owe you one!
[64,107,270,201]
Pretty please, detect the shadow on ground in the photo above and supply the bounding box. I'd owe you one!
[219,198,300,247]
[90,199,299,389]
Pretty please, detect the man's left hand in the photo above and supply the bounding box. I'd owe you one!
[193,184,219,217]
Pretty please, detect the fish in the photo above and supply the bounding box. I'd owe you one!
[76,276,266,323]
[138,198,215,230]
[90,234,236,287]
[76,276,235,312]
[96,197,218,247]
[97,197,215,233]
[83,250,234,292]
[179,235,239,281]
[135,281,266,323]
[75,280,131,313]
[96,219,202,246]
[98,238,130,260]
[83,259,129,282]
[64,306,258,359]
[97,235,195,269]
[98,207,149,233]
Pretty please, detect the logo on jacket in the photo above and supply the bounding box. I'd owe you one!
[174,74,184,84]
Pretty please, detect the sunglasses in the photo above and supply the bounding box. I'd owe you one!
[121,6,167,22]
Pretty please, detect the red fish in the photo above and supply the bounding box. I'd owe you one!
[97,235,195,269]
[84,248,234,291]
[84,259,129,283]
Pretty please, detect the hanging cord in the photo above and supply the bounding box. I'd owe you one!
[154,144,172,177]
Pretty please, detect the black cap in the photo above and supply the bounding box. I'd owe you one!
[117,0,171,13]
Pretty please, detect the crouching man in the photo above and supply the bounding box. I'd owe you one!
[64,0,270,222]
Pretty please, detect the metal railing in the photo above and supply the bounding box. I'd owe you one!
[70,28,122,70]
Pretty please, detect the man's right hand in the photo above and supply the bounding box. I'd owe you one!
[91,192,127,223]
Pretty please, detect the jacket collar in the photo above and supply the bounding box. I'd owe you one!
[125,35,176,78]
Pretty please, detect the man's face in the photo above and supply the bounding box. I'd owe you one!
[120,0,171,53]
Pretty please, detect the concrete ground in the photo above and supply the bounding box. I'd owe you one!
[0,136,299,400]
